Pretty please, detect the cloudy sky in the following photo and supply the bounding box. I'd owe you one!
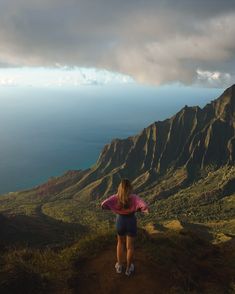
[0,0,235,87]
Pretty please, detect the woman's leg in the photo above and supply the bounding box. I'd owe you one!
[117,235,125,264]
[126,236,135,268]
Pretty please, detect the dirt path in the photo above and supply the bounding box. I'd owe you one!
[75,244,170,294]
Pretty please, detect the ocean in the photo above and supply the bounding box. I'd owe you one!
[0,84,222,194]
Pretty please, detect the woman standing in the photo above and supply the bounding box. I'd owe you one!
[101,178,149,276]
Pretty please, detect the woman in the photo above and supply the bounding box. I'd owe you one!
[101,178,149,276]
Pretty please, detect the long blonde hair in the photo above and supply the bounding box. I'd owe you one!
[117,178,133,209]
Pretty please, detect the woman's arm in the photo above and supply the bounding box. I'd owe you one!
[101,195,116,210]
[135,195,149,213]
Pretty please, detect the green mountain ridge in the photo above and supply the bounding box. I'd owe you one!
[0,85,235,245]
[36,84,235,200]
[0,85,235,293]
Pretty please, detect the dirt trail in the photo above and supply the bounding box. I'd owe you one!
[75,245,170,294]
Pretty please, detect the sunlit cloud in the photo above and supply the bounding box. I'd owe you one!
[0,67,134,88]
[196,69,232,87]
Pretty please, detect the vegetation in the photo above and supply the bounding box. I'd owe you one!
[0,223,234,293]
[0,165,234,293]
[0,229,114,294]
[0,85,234,292]
[149,165,235,224]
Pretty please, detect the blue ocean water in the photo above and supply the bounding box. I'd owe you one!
[0,84,222,194]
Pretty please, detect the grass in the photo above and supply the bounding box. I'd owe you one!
[137,225,235,293]
[148,165,235,223]
[0,218,235,293]
[0,228,115,294]
[0,164,234,292]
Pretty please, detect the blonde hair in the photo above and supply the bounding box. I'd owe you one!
[117,178,133,209]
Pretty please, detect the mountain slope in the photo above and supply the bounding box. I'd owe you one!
[30,84,234,201]
[0,86,235,294]
[0,85,235,243]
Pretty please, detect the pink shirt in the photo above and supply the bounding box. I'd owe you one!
[101,194,149,215]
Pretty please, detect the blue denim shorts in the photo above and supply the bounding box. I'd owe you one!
[115,213,137,237]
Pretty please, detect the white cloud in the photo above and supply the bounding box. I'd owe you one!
[0,67,134,88]
[0,78,15,86]
[196,69,232,87]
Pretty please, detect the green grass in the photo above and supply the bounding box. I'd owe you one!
[0,217,235,293]
[148,165,235,223]
[0,228,115,294]
[0,164,235,292]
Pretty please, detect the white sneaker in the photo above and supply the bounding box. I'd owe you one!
[125,263,135,276]
[115,262,123,274]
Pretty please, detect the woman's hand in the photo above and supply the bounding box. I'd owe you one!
[101,203,109,210]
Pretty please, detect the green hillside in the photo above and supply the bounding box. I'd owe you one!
[0,85,235,293]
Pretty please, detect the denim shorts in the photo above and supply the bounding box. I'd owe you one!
[115,213,137,237]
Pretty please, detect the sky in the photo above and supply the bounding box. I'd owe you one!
[0,0,235,87]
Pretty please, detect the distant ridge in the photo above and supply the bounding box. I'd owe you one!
[1,85,235,247]
[43,85,231,199]
[97,84,235,174]
[1,85,235,206]
[33,84,235,201]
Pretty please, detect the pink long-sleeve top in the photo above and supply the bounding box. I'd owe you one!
[101,194,149,215]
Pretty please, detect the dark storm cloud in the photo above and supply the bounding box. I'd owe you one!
[0,0,235,86]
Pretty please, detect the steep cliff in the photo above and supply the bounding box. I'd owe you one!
[32,84,235,201]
